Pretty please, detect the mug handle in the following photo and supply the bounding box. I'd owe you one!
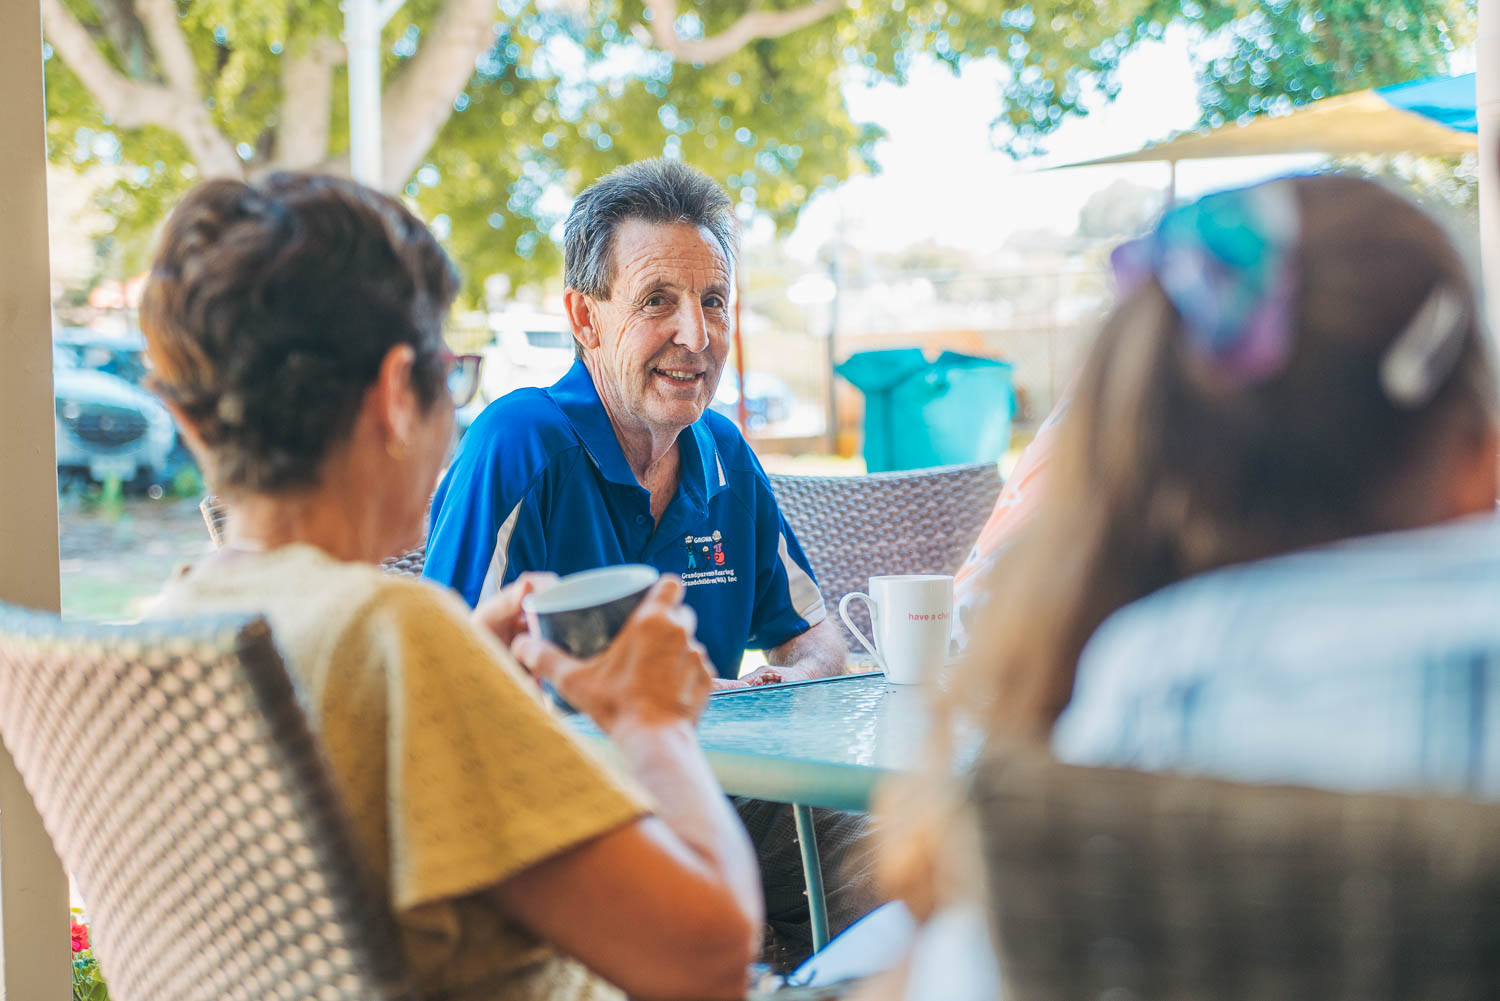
[838,592,885,672]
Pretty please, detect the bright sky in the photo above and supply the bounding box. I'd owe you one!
[775,24,1324,260]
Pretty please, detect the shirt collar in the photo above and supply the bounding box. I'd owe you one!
[546,359,730,503]
[680,419,731,508]
[546,360,638,488]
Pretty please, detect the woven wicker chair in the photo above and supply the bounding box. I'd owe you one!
[200,494,427,577]
[768,462,1002,652]
[972,751,1500,1001]
[0,604,416,1001]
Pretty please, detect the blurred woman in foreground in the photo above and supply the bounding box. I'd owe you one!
[141,173,760,1001]
[874,173,1500,999]
[985,173,1500,783]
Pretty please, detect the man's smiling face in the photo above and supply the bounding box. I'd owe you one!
[582,218,732,440]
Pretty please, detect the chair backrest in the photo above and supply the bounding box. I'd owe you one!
[972,751,1500,1001]
[768,462,1002,651]
[200,494,427,577]
[0,604,416,1001]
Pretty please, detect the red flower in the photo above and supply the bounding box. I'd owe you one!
[70,917,89,954]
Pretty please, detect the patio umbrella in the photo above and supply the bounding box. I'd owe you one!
[1052,72,1477,200]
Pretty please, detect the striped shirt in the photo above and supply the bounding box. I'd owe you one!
[1054,513,1500,797]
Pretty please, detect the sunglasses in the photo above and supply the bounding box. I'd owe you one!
[440,350,483,409]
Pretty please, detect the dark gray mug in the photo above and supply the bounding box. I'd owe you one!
[523,564,660,659]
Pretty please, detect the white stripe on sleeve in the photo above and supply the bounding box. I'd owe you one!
[477,498,525,601]
[777,531,827,624]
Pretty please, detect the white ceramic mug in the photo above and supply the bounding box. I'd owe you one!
[838,574,954,684]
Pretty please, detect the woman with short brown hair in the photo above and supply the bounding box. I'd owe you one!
[143,172,762,1001]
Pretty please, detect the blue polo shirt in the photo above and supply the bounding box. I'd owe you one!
[424,360,827,678]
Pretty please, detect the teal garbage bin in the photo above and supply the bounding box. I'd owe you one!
[836,349,1014,472]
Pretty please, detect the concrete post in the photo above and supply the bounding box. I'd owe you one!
[346,0,383,187]
[345,0,407,189]
[1479,0,1500,336]
[0,0,71,998]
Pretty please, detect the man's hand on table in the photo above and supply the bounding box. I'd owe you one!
[510,577,715,732]
[711,666,786,691]
[711,663,815,691]
[713,616,852,691]
[471,572,559,647]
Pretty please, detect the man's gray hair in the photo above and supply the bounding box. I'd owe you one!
[564,159,739,300]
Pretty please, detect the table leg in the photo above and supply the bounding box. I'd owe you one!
[792,803,830,952]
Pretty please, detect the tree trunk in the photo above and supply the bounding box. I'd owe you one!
[644,0,842,64]
[40,0,244,179]
[276,37,341,169]
[379,0,502,191]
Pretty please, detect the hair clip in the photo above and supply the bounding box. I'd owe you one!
[215,393,246,426]
[1378,285,1468,409]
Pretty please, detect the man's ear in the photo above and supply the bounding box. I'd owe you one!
[564,289,601,351]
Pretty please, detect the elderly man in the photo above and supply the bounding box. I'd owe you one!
[424,158,875,965]
[425,158,847,687]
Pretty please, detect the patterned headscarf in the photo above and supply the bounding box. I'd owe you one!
[1112,178,1470,408]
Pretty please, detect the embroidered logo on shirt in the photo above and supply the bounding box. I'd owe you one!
[683,529,736,587]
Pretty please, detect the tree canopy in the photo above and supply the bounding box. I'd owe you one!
[42,0,1476,292]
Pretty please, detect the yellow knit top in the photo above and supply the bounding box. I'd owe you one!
[152,543,650,1001]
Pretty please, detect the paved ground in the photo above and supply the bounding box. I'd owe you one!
[59,495,212,621]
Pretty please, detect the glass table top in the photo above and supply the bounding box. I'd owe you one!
[569,672,937,811]
[697,672,933,771]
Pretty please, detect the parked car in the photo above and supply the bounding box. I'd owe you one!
[53,348,176,489]
[53,327,150,384]
[457,311,575,430]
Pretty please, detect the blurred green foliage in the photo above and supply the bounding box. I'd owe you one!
[44,0,1475,294]
[1193,0,1474,129]
[169,464,205,500]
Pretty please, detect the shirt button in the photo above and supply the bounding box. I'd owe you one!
[635,514,649,526]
